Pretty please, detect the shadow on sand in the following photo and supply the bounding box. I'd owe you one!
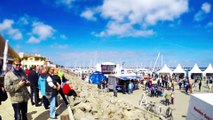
[27,111,37,120]
[34,100,67,120]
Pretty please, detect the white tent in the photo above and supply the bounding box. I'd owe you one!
[203,64,213,76]
[157,64,172,76]
[172,64,186,76]
[189,64,202,79]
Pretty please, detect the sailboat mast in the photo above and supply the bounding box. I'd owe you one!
[152,52,160,73]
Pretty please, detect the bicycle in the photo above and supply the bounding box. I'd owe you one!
[164,107,175,120]
[145,101,162,114]
[153,104,163,115]
[145,101,154,112]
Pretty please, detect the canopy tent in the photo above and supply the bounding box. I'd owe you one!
[114,74,141,81]
[189,64,203,79]
[157,64,172,76]
[203,64,213,76]
[89,71,107,84]
[101,62,116,65]
[172,64,186,76]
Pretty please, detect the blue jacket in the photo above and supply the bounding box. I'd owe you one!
[38,74,47,96]
[128,82,134,90]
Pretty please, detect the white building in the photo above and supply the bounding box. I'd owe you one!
[19,53,55,69]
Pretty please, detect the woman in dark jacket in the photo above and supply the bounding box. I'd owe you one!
[53,68,69,105]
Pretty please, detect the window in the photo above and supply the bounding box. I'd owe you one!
[101,65,116,74]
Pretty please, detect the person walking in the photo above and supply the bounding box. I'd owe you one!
[4,58,30,120]
[28,66,40,106]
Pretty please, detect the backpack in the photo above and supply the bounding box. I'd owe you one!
[62,83,73,95]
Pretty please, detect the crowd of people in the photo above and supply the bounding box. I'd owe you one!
[1,57,77,120]
[143,73,213,107]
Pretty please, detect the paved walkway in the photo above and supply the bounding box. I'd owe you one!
[1,80,212,120]
[0,96,69,120]
[116,82,212,120]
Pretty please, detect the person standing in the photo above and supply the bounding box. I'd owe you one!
[38,67,49,109]
[46,67,60,119]
[28,66,40,106]
[128,81,134,94]
[164,92,171,106]
[4,58,30,120]
[198,80,202,92]
[209,78,213,92]
[171,91,175,105]
[52,68,68,105]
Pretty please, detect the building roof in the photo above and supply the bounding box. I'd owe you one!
[0,35,20,59]
[22,55,46,59]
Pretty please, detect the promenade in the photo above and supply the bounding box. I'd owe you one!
[118,81,212,120]
[0,93,69,120]
[1,72,212,120]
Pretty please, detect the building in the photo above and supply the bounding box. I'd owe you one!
[0,35,20,86]
[0,35,20,74]
[19,53,55,69]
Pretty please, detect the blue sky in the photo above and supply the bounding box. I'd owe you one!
[0,0,213,67]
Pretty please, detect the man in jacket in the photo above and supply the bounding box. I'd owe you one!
[28,65,40,106]
[4,58,30,120]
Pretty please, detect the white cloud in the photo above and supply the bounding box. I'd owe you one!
[27,22,55,43]
[0,19,23,40]
[82,0,188,37]
[194,2,211,21]
[60,34,67,39]
[32,22,55,39]
[97,22,154,37]
[202,2,211,13]
[0,19,13,31]
[55,0,73,8]
[81,9,97,21]
[50,43,68,49]
[27,36,40,43]
[17,16,29,25]
[206,22,213,28]
[9,29,23,40]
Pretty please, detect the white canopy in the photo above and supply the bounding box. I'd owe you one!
[101,62,116,65]
[173,64,186,75]
[157,64,172,75]
[189,64,202,74]
[189,64,202,79]
[203,64,213,76]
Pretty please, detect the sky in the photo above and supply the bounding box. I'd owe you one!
[0,0,213,68]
